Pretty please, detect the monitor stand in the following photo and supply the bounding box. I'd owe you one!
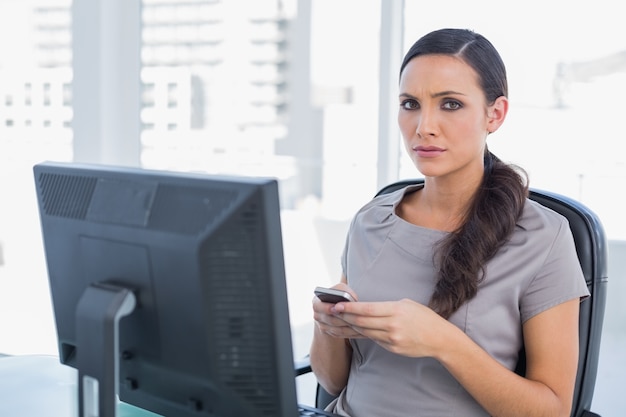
[76,282,137,417]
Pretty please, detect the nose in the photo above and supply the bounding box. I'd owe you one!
[416,108,438,138]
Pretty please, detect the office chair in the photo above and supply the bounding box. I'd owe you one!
[296,178,608,417]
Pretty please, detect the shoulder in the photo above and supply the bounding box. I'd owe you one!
[501,198,578,277]
[356,184,420,219]
[517,198,570,236]
[345,184,421,238]
[513,197,582,284]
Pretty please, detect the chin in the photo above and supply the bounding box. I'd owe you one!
[414,163,444,178]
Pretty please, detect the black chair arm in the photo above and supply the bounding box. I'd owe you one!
[295,355,312,376]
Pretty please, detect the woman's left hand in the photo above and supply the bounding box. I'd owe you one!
[331,298,455,358]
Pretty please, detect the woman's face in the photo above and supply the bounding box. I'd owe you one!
[398,54,507,182]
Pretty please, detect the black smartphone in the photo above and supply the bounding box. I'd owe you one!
[314,286,355,303]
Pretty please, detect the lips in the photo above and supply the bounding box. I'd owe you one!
[414,145,445,157]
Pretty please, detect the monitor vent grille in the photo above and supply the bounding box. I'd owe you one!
[37,172,97,219]
[203,203,280,415]
[148,183,238,235]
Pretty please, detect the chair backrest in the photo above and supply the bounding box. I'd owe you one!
[372,179,609,417]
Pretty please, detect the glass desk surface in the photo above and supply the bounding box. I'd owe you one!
[0,354,160,416]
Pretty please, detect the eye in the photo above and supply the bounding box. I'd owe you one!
[400,99,419,110]
[442,100,462,110]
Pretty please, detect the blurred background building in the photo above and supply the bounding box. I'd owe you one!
[9,0,326,208]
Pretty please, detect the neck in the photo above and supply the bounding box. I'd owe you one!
[405,174,482,232]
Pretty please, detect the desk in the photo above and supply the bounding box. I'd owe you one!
[0,355,160,416]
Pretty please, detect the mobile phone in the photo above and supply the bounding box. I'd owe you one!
[314,286,355,303]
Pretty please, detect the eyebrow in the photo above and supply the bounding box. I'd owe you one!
[399,90,467,99]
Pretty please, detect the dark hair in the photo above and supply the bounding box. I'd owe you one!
[400,28,508,105]
[401,29,528,319]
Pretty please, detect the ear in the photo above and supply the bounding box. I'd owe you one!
[487,96,508,134]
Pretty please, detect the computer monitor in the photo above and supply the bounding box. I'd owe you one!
[33,161,298,417]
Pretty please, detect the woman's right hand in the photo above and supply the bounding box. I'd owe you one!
[312,283,362,339]
[310,280,356,396]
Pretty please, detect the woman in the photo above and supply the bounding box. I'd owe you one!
[310,28,589,417]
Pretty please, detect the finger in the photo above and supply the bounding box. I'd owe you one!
[331,303,397,333]
[313,312,351,328]
[318,322,366,339]
[332,300,395,317]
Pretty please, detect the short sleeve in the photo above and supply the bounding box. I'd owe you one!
[520,216,590,322]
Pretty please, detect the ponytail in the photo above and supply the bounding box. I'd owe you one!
[429,150,528,318]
